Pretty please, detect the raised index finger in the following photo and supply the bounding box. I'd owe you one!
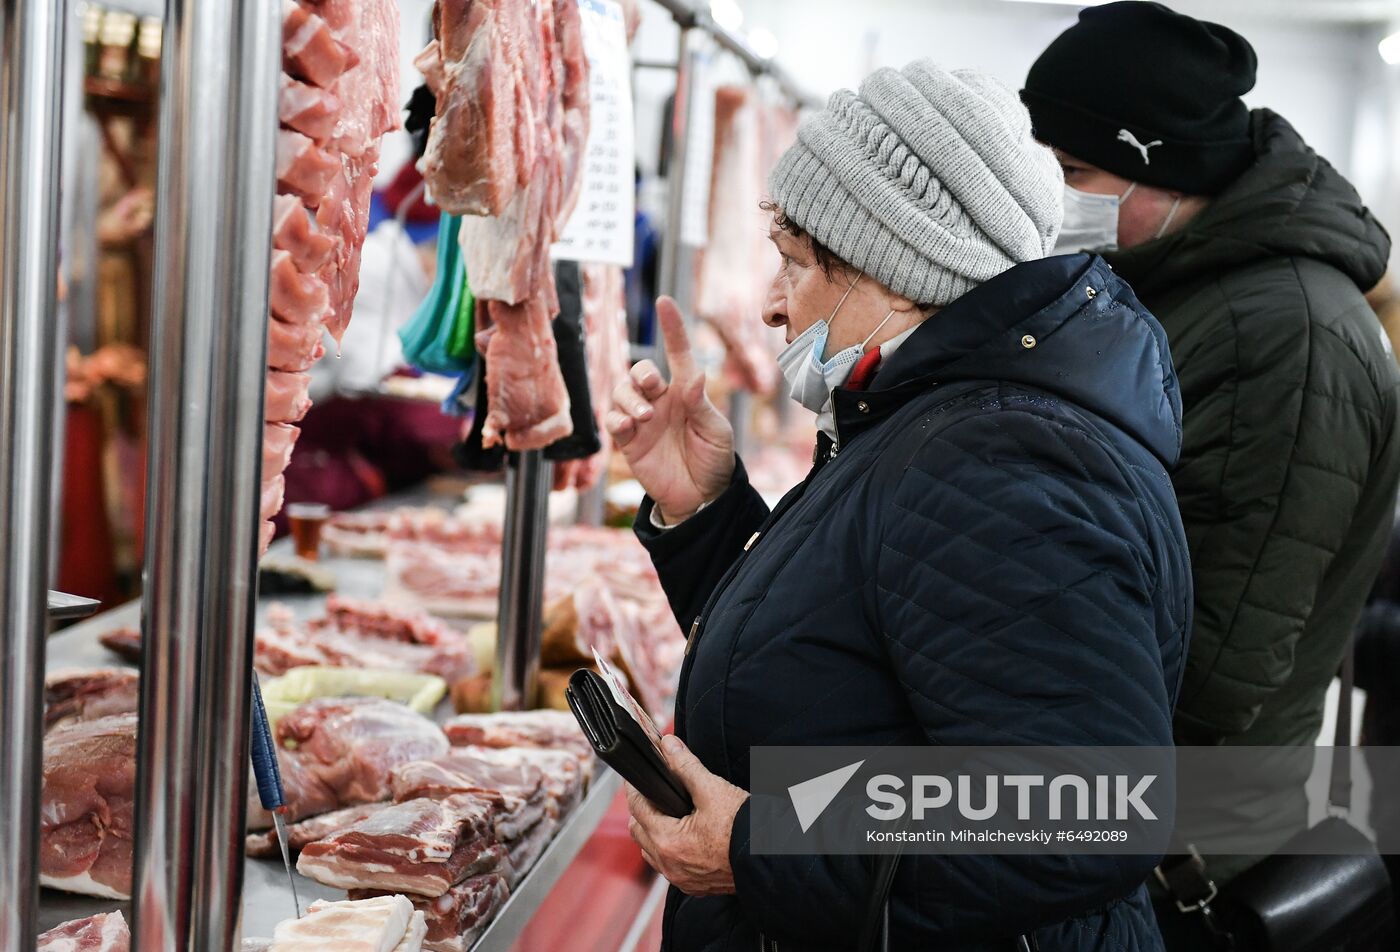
[656,296,696,380]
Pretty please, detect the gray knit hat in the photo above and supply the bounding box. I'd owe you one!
[769,60,1064,306]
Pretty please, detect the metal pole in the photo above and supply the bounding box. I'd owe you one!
[656,27,699,379]
[0,0,66,945]
[130,0,279,945]
[494,450,553,711]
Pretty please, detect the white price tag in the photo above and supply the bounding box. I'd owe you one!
[552,0,636,267]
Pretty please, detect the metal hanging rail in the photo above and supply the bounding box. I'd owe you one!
[0,0,67,946]
[130,0,281,946]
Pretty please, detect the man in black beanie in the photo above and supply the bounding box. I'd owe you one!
[1025,1,1400,947]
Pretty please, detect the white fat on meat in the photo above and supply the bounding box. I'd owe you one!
[270,895,421,952]
[37,911,130,952]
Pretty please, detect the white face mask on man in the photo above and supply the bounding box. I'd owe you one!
[776,273,895,425]
[1052,182,1182,255]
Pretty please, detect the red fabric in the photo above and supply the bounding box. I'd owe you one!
[846,347,882,391]
[381,161,438,224]
[57,405,121,606]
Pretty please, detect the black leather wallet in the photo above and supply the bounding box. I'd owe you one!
[566,668,693,817]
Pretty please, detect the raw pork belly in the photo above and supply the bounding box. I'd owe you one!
[350,874,509,952]
[260,0,399,552]
[505,813,557,884]
[44,668,139,730]
[450,744,585,817]
[269,895,425,952]
[247,800,394,858]
[37,911,130,952]
[297,794,502,895]
[249,696,448,826]
[388,750,547,840]
[443,709,591,763]
[40,713,137,899]
[419,0,589,451]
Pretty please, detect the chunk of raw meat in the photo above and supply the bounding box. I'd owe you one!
[269,249,331,324]
[253,597,476,682]
[388,751,546,840]
[277,697,450,810]
[270,895,423,952]
[265,370,313,424]
[260,475,286,523]
[282,0,356,89]
[277,130,341,206]
[505,815,557,884]
[478,301,572,450]
[45,668,139,730]
[247,801,394,858]
[572,265,629,490]
[349,874,509,952]
[273,195,337,273]
[451,744,585,817]
[37,911,130,952]
[443,710,591,762]
[554,0,589,228]
[40,713,137,899]
[268,315,326,372]
[297,794,502,896]
[98,626,142,664]
[263,423,301,479]
[321,0,400,159]
[416,0,533,217]
[281,75,342,144]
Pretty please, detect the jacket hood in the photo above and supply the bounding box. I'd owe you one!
[841,253,1182,466]
[1106,109,1391,298]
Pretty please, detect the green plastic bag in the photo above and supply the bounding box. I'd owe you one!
[398,213,473,374]
[445,260,475,361]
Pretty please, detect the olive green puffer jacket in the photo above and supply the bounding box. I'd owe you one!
[1109,110,1400,878]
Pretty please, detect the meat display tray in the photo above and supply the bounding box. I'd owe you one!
[37,487,626,947]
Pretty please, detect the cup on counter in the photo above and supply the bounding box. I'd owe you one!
[286,502,331,561]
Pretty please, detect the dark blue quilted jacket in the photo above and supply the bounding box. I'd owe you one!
[635,254,1192,952]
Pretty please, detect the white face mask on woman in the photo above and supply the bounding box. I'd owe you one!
[1052,182,1183,255]
[777,273,895,422]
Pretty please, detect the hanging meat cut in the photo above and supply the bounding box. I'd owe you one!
[693,88,799,395]
[38,911,130,952]
[297,794,504,896]
[40,713,137,899]
[260,0,400,552]
[416,0,590,451]
[350,874,509,952]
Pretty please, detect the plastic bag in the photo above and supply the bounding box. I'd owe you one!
[397,214,475,374]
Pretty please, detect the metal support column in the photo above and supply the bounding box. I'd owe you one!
[655,26,699,378]
[495,450,553,711]
[0,0,67,946]
[130,0,280,946]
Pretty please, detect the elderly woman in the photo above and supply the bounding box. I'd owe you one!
[608,61,1190,952]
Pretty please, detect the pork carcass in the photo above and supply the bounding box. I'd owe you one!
[692,88,799,395]
[261,0,400,553]
[571,264,629,490]
[37,911,130,952]
[269,895,426,952]
[40,713,136,899]
[44,668,139,730]
[349,874,509,952]
[297,794,504,896]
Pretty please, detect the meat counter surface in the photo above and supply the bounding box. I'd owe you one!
[37,487,627,950]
